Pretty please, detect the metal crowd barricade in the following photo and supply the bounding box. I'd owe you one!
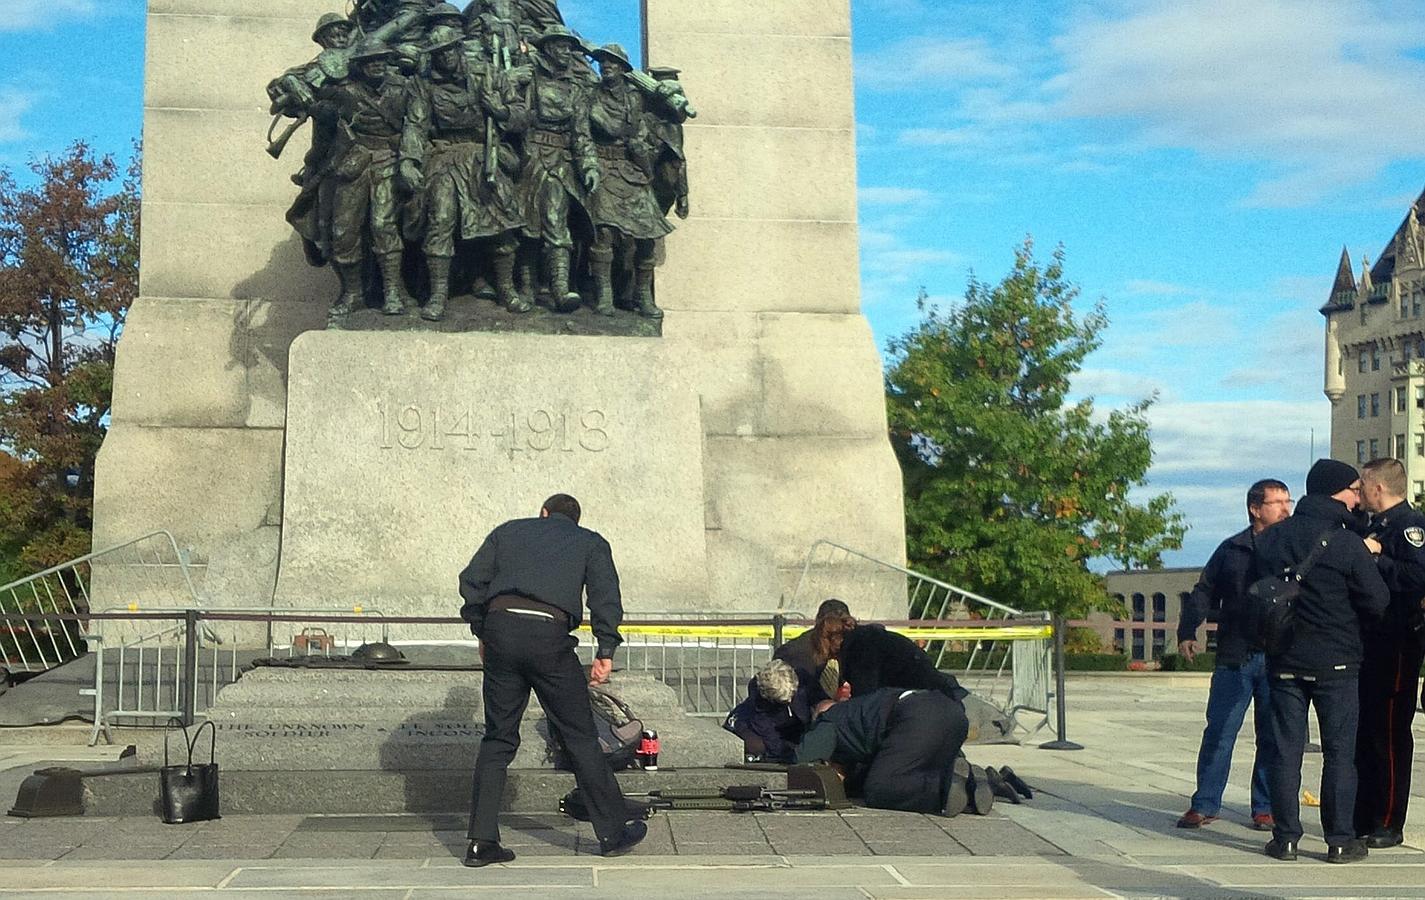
[0,531,198,679]
[88,605,393,744]
[572,612,802,716]
[787,539,1055,735]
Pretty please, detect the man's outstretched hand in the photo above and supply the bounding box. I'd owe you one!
[589,657,612,685]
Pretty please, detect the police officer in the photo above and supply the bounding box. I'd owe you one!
[795,688,976,816]
[1253,459,1388,863]
[1354,458,1425,848]
[1176,479,1291,831]
[458,494,646,866]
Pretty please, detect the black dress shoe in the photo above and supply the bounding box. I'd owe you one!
[998,766,1034,800]
[1326,839,1369,864]
[463,841,516,868]
[599,820,648,858]
[985,766,1022,805]
[1264,838,1298,860]
[1365,828,1404,849]
[967,765,995,816]
[941,757,971,817]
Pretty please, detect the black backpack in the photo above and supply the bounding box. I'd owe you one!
[1245,530,1335,656]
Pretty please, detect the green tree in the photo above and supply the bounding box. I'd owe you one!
[0,142,139,576]
[886,240,1185,618]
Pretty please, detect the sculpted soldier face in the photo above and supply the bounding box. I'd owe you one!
[357,57,388,82]
[434,46,462,73]
[321,25,357,51]
[599,57,628,85]
[543,39,573,70]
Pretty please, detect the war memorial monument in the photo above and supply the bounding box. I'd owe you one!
[94,0,906,625]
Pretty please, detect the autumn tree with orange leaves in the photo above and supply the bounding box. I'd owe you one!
[0,143,139,578]
[886,241,1184,617]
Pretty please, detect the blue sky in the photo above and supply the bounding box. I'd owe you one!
[4,0,1424,566]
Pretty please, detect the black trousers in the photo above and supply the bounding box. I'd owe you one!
[1268,674,1359,846]
[862,691,969,814]
[1354,640,1424,836]
[468,611,627,844]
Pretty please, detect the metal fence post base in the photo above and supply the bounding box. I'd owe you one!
[1041,614,1083,751]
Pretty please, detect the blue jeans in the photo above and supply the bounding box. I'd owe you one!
[1190,652,1275,816]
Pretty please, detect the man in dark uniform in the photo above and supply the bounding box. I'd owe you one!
[1354,458,1425,848]
[837,622,969,702]
[458,494,646,866]
[1253,459,1389,863]
[1176,478,1291,831]
[795,687,975,815]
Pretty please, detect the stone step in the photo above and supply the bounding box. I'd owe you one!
[78,766,788,816]
[126,667,742,770]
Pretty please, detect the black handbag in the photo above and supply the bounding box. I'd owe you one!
[159,720,220,825]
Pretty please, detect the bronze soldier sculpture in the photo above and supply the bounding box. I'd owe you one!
[508,26,599,313]
[318,42,417,320]
[270,0,692,327]
[401,25,527,320]
[644,65,692,221]
[587,44,671,319]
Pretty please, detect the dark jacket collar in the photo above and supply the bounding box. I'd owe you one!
[1371,499,1411,526]
[1294,493,1355,527]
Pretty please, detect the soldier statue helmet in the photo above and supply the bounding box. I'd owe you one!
[425,23,466,54]
[349,40,395,79]
[647,65,681,80]
[426,2,467,29]
[590,43,633,71]
[532,24,583,49]
[311,12,357,45]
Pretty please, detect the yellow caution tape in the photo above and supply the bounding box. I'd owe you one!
[572,624,1053,641]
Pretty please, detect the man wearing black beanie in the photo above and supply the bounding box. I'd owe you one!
[1252,459,1389,864]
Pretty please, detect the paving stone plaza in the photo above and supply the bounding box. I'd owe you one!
[3,675,1424,898]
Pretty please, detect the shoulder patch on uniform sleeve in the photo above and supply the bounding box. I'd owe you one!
[1405,526,1425,548]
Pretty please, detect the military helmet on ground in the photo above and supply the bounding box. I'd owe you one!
[426,24,465,53]
[311,12,355,43]
[352,641,407,664]
[592,43,633,69]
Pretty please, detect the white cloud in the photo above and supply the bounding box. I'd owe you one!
[1046,0,1425,206]
[1123,279,1193,296]
[856,36,1018,91]
[0,0,95,31]
[1141,397,1331,562]
[0,89,34,143]
[1072,367,1164,400]
[859,186,936,206]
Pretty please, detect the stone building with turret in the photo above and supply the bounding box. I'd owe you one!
[1323,191,1425,498]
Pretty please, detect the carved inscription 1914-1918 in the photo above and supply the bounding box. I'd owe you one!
[376,401,609,458]
[265,0,694,330]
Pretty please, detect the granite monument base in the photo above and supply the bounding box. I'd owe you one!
[275,331,709,621]
[130,668,742,772]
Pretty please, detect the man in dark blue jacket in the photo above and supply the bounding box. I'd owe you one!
[1353,458,1425,848]
[1253,460,1389,864]
[1177,479,1292,830]
[458,494,645,866]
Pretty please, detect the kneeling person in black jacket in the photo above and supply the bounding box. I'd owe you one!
[1252,459,1389,864]
[795,688,971,815]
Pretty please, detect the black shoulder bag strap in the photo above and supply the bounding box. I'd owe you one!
[1286,529,1337,582]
